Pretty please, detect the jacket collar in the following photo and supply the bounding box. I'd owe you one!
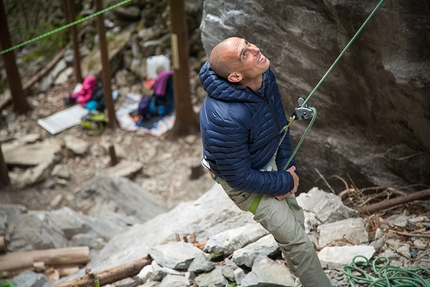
[199,60,271,103]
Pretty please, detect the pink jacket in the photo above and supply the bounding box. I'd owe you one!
[71,76,97,106]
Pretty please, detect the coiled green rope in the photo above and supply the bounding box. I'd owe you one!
[342,255,430,286]
[0,280,13,287]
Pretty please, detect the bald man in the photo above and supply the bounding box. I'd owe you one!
[199,37,332,287]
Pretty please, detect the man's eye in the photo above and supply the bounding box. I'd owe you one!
[242,51,248,60]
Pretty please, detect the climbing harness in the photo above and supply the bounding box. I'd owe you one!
[248,0,385,215]
[0,0,132,56]
[80,110,108,136]
[342,255,430,286]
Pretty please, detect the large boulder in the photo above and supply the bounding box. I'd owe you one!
[200,0,430,193]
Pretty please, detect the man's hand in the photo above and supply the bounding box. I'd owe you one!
[274,166,299,200]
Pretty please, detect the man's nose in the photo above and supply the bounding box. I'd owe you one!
[248,44,260,55]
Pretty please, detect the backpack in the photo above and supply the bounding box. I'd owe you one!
[80,111,108,136]
[137,95,152,119]
[149,74,174,117]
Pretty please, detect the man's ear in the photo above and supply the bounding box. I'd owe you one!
[227,72,242,83]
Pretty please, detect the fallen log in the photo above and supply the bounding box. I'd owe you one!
[54,256,152,287]
[0,246,89,272]
[356,188,430,215]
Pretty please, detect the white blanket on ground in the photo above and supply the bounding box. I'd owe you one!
[115,93,175,136]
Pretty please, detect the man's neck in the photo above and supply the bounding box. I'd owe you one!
[241,75,263,91]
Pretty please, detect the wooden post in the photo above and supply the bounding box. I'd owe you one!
[168,0,200,137]
[65,0,83,83]
[0,236,6,254]
[0,143,9,187]
[0,0,31,114]
[109,144,118,166]
[95,0,118,130]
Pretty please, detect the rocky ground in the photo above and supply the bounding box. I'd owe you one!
[0,79,215,212]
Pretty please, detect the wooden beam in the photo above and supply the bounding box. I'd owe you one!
[0,246,90,272]
[55,256,151,287]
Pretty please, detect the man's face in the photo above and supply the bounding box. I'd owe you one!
[224,37,271,81]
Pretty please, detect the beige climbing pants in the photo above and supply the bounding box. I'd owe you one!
[218,178,332,287]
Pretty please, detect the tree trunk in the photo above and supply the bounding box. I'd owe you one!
[96,0,118,130]
[168,0,200,139]
[0,0,31,114]
[64,0,82,83]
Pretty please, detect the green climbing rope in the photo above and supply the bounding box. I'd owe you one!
[282,0,385,170]
[342,255,430,287]
[0,0,132,56]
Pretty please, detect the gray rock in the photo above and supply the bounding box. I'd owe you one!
[318,245,376,269]
[66,184,253,277]
[17,134,41,144]
[11,270,49,287]
[297,188,359,233]
[151,260,182,281]
[71,176,166,222]
[64,135,90,155]
[149,242,209,270]
[18,154,59,188]
[234,267,245,286]
[392,215,409,228]
[194,266,228,287]
[232,234,279,267]
[105,160,143,178]
[241,255,296,287]
[159,274,190,287]
[317,218,369,247]
[204,223,268,255]
[187,252,216,273]
[137,264,153,282]
[6,210,67,252]
[69,234,105,250]
[51,164,71,179]
[221,259,238,282]
[3,139,61,166]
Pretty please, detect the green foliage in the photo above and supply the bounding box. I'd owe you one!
[20,19,68,64]
[229,283,237,287]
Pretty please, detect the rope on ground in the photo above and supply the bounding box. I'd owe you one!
[0,280,13,287]
[342,255,430,287]
[0,0,132,56]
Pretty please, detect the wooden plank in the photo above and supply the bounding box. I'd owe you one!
[55,256,151,287]
[0,246,89,272]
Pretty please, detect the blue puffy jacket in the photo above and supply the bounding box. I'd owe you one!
[199,60,297,196]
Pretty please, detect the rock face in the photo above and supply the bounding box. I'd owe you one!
[200,0,430,192]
